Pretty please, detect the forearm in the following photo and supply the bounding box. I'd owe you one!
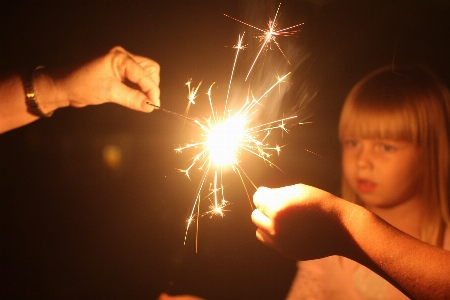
[0,69,68,134]
[0,47,160,134]
[253,184,450,298]
[342,203,450,299]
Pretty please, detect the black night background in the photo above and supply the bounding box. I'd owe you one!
[1,0,449,299]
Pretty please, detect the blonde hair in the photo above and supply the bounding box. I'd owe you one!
[338,65,450,246]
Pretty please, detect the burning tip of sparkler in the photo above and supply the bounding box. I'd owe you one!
[207,115,246,167]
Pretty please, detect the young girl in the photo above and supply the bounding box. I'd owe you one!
[285,65,450,299]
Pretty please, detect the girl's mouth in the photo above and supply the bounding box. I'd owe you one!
[357,179,377,192]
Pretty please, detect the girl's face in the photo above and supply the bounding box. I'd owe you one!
[342,137,423,209]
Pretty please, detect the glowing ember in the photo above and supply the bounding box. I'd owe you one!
[207,115,246,167]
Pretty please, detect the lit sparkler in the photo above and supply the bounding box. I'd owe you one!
[176,71,297,249]
[176,54,299,248]
[150,3,304,250]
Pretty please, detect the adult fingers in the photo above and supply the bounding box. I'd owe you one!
[114,52,160,110]
[110,83,155,112]
[125,56,161,105]
[131,54,161,86]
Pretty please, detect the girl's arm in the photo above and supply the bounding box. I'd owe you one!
[251,184,450,300]
[342,202,450,299]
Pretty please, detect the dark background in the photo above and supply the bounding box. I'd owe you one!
[1,0,449,299]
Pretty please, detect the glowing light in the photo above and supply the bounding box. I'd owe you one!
[176,70,298,249]
[207,115,246,167]
[160,3,306,250]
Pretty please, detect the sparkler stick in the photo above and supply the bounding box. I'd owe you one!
[147,102,185,118]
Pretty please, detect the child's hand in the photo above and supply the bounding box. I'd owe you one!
[251,184,353,261]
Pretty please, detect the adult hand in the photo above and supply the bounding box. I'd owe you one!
[251,184,354,261]
[57,46,160,112]
[0,46,160,133]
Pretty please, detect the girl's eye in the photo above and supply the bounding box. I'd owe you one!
[381,144,395,152]
[344,140,359,147]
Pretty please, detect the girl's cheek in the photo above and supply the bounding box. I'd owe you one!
[342,163,354,183]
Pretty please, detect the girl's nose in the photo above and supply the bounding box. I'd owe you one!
[356,147,372,169]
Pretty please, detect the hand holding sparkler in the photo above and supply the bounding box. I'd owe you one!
[252,184,450,299]
[0,46,160,134]
[251,184,353,261]
[60,46,160,112]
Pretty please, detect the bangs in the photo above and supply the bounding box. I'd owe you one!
[339,92,419,143]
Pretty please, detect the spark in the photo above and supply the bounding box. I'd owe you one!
[224,3,304,80]
[226,33,246,112]
[187,79,202,105]
[177,58,297,247]
[184,79,202,116]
